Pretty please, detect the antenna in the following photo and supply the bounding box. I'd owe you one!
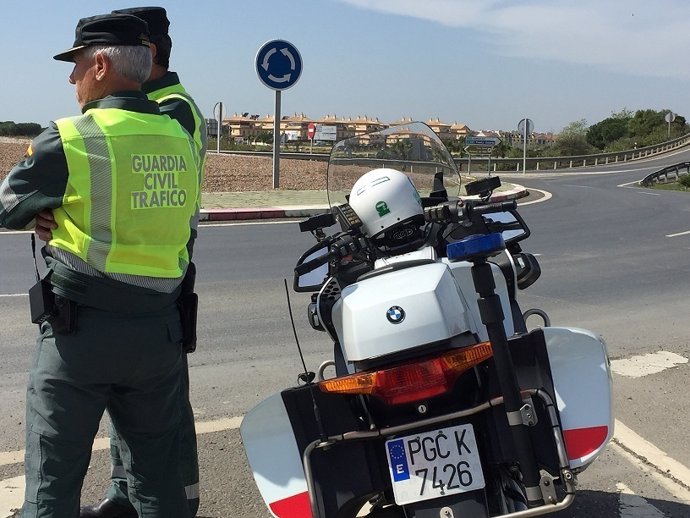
[283,278,327,441]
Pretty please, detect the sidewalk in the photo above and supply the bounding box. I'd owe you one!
[199,183,528,221]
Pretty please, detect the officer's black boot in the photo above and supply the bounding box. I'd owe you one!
[80,498,138,518]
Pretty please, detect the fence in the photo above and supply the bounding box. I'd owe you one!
[639,162,690,187]
[214,133,690,172]
[457,133,690,172]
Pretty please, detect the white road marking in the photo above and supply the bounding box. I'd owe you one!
[0,294,26,298]
[666,230,690,238]
[618,180,640,187]
[0,475,23,517]
[610,351,688,378]
[636,191,661,196]
[614,419,690,502]
[617,482,666,517]
[0,416,242,468]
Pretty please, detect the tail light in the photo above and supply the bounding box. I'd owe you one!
[563,426,609,460]
[318,342,493,405]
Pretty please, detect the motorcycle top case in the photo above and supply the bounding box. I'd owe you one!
[331,262,477,362]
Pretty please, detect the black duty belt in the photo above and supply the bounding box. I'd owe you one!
[45,258,181,314]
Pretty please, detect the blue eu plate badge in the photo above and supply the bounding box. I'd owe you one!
[386,439,410,481]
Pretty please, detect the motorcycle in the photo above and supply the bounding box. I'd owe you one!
[240,122,613,518]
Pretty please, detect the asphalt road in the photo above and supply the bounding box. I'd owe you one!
[1,149,690,517]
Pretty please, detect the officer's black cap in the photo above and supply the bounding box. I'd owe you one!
[53,13,151,62]
[112,7,170,38]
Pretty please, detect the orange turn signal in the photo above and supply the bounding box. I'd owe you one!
[318,342,493,404]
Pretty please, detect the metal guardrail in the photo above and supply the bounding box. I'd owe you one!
[459,133,690,172]
[640,162,690,187]
[211,133,690,171]
[216,149,330,161]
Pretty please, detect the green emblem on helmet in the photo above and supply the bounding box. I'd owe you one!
[376,201,390,217]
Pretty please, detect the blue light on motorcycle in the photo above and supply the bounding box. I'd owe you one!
[447,233,505,262]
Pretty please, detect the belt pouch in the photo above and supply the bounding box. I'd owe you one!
[29,278,57,325]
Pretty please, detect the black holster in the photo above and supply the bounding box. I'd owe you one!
[178,262,199,353]
[28,276,77,335]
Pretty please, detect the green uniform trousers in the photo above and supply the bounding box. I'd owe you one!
[22,303,190,518]
[107,353,199,516]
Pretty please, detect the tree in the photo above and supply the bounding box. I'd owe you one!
[628,109,688,145]
[255,131,273,144]
[611,107,634,119]
[628,109,665,140]
[587,117,630,150]
[0,121,43,137]
[553,119,595,156]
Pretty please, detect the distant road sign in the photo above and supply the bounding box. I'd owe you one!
[665,112,676,123]
[255,39,303,91]
[466,136,500,147]
[307,122,316,139]
[518,118,534,135]
[464,145,492,155]
[314,125,337,141]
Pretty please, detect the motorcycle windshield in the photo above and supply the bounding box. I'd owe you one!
[326,122,460,208]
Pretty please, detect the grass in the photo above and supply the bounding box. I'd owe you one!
[649,181,690,192]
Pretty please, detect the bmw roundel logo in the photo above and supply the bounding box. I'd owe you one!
[386,306,405,324]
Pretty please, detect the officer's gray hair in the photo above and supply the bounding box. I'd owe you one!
[83,45,152,84]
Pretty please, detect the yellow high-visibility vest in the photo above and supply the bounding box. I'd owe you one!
[52,107,199,278]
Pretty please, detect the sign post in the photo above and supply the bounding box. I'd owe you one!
[213,101,223,154]
[307,122,315,154]
[255,39,303,188]
[665,112,676,138]
[518,118,534,174]
[465,136,500,175]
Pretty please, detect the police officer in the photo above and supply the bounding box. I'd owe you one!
[78,7,207,518]
[0,13,199,518]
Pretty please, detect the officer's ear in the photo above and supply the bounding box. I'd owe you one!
[93,51,110,81]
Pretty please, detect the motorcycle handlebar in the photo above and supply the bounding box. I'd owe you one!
[424,199,517,223]
[472,200,517,215]
[294,234,366,276]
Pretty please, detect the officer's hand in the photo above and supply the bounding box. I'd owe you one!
[35,209,57,242]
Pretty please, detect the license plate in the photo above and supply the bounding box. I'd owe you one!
[385,423,485,505]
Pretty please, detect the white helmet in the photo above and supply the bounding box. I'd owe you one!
[348,168,424,242]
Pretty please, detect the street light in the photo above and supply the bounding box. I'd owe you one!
[213,101,224,154]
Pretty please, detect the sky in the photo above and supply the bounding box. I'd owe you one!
[1,0,688,134]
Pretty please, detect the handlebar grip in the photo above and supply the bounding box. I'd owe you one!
[424,204,453,223]
[295,253,331,276]
[472,200,517,215]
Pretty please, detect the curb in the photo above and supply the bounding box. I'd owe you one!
[200,186,527,222]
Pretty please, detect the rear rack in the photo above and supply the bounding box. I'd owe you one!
[302,388,575,518]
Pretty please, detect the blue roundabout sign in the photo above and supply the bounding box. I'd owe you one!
[255,39,303,91]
